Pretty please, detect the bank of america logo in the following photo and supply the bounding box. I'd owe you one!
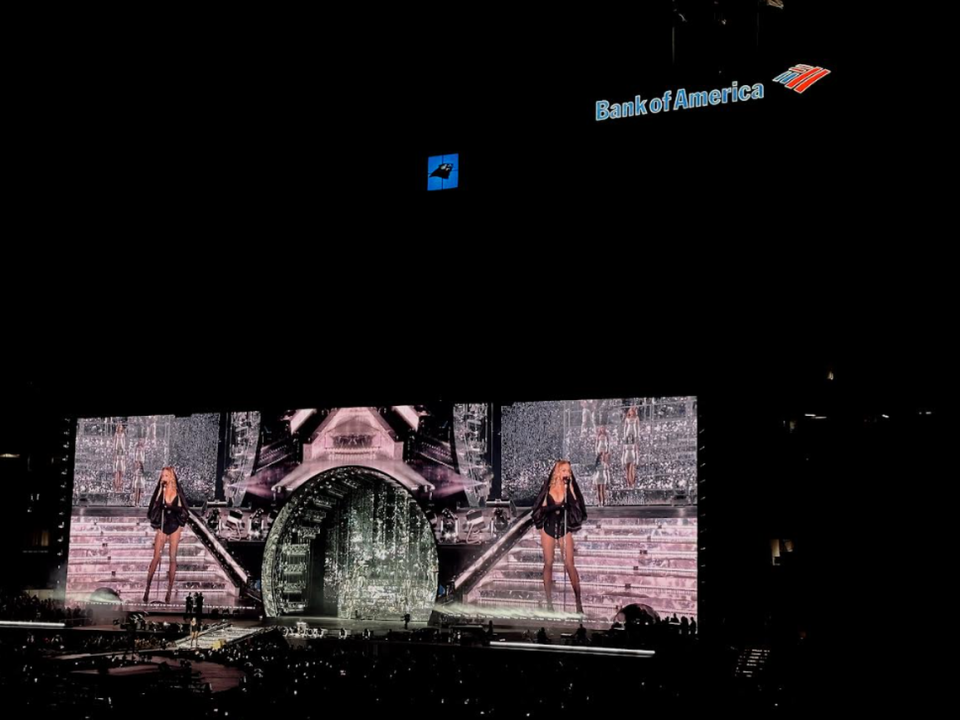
[773,65,831,94]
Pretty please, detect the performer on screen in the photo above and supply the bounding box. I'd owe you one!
[580,400,598,438]
[594,426,610,507]
[144,467,190,603]
[532,460,587,614]
[132,438,146,506]
[622,406,640,488]
[132,461,147,507]
[113,422,127,493]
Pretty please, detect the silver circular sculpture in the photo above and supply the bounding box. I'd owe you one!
[263,466,438,620]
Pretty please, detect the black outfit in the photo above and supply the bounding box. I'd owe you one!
[541,495,570,539]
[161,497,186,534]
[532,474,587,537]
[147,479,190,533]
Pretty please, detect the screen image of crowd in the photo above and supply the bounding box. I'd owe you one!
[501,397,697,506]
[72,415,223,506]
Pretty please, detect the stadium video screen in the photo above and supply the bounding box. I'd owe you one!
[65,399,697,628]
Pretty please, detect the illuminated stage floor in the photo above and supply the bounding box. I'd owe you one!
[274,614,670,650]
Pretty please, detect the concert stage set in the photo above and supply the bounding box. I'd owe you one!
[55,398,698,669]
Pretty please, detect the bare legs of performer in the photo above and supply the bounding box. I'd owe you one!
[541,530,583,614]
[166,528,181,603]
[144,527,182,603]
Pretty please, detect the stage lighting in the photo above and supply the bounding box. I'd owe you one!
[493,508,509,534]
[226,510,245,539]
[464,510,485,543]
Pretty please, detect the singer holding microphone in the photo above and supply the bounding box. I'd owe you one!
[143,467,189,603]
[532,460,587,614]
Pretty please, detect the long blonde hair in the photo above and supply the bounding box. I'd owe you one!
[160,466,179,489]
[549,460,573,489]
